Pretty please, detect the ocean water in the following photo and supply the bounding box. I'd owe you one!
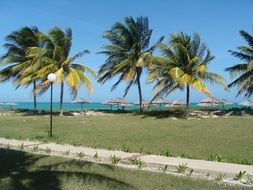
[0,102,251,111]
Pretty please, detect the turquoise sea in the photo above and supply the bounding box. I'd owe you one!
[0,102,251,111]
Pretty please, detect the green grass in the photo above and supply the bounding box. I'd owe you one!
[0,110,253,164]
[0,148,249,190]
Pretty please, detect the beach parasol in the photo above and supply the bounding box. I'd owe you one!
[219,99,233,107]
[135,99,152,108]
[72,98,90,110]
[199,97,220,107]
[172,100,186,107]
[105,97,128,110]
[239,100,253,107]
[151,97,172,108]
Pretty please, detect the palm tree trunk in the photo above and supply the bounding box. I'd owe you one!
[33,81,37,112]
[60,82,64,116]
[136,69,143,113]
[186,84,190,111]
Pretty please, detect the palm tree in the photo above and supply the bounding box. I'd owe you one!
[148,32,227,110]
[0,26,43,111]
[97,16,163,112]
[29,27,96,115]
[225,30,253,97]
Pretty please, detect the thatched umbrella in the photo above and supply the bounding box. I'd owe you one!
[199,97,220,107]
[239,100,253,107]
[219,99,233,108]
[151,97,172,108]
[135,99,152,108]
[105,97,128,110]
[72,98,90,110]
[172,100,186,107]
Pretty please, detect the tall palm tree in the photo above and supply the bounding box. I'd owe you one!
[29,27,96,115]
[148,32,227,110]
[225,30,253,97]
[0,26,43,111]
[97,16,163,112]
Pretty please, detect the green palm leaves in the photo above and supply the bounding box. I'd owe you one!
[29,27,96,115]
[225,30,253,97]
[98,16,163,112]
[0,26,95,114]
[0,26,43,110]
[148,32,227,109]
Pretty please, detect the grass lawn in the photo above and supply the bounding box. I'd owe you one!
[0,148,250,190]
[0,110,252,164]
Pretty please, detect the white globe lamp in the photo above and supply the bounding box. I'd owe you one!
[47,73,56,83]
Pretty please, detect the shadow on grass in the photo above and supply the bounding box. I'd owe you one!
[0,148,135,190]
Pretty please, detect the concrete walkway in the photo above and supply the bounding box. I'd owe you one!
[0,137,252,186]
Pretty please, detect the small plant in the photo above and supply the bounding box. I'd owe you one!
[19,143,24,151]
[208,153,223,162]
[162,165,168,172]
[6,144,10,149]
[45,146,51,154]
[177,163,188,173]
[77,152,85,158]
[188,169,194,176]
[65,149,70,155]
[93,151,100,161]
[139,146,145,153]
[129,157,145,169]
[215,173,226,182]
[110,155,121,165]
[32,145,39,152]
[160,149,172,157]
[234,171,247,181]
[122,145,132,153]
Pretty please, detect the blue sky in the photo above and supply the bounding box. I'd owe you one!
[0,0,252,103]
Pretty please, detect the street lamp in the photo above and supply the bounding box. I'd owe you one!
[47,73,56,137]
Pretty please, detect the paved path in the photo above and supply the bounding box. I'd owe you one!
[0,137,252,186]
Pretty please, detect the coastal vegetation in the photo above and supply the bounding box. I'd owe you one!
[98,16,163,112]
[148,32,228,109]
[225,30,253,97]
[0,17,252,112]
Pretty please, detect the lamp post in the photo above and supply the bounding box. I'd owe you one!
[47,73,56,137]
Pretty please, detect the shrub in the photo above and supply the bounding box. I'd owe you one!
[32,145,39,152]
[177,163,188,173]
[110,155,121,165]
[129,157,145,169]
[19,143,24,151]
[160,149,172,157]
[215,173,226,182]
[45,146,51,154]
[234,171,247,181]
[77,152,85,158]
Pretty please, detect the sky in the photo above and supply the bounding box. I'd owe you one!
[0,0,252,103]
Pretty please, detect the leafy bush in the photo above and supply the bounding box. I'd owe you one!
[45,146,51,154]
[77,152,85,158]
[208,154,223,162]
[110,155,121,165]
[160,149,172,157]
[19,143,24,151]
[177,163,188,173]
[234,171,247,181]
[129,157,145,169]
[32,145,39,152]
[215,173,226,182]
